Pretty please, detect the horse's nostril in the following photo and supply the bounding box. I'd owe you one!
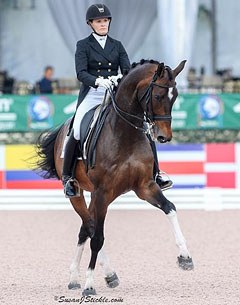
[157,136,167,143]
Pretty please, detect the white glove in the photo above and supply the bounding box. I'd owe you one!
[109,74,123,86]
[95,77,112,89]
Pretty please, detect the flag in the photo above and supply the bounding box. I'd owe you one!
[0,143,239,189]
[157,143,239,188]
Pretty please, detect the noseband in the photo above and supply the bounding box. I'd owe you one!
[110,65,177,133]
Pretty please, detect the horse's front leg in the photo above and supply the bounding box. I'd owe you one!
[82,190,111,296]
[69,229,119,290]
[136,181,194,270]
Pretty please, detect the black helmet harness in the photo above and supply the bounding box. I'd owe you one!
[86,4,112,36]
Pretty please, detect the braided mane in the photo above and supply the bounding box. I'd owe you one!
[122,59,161,76]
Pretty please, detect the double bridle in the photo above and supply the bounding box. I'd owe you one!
[109,66,177,133]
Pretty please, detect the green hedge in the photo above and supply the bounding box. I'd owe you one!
[0,130,239,145]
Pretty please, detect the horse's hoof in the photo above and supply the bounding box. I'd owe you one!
[105,272,120,288]
[68,281,81,290]
[82,287,97,296]
[177,256,194,271]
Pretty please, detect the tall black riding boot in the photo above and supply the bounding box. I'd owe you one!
[62,130,79,198]
[147,135,173,191]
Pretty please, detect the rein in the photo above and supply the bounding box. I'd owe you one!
[109,66,176,133]
[109,88,146,132]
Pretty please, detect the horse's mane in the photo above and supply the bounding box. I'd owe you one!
[121,58,174,84]
[123,59,160,76]
[115,59,173,91]
[114,59,161,90]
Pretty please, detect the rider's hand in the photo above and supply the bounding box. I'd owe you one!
[109,74,123,86]
[95,77,112,89]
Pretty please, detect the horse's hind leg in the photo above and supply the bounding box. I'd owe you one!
[98,248,119,288]
[68,225,89,289]
[136,181,194,270]
[68,191,95,290]
[68,244,85,290]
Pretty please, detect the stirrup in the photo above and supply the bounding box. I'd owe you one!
[155,170,173,191]
[64,178,81,198]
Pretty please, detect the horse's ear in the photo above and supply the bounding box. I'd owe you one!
[173,60,187,77]
[157,62,164,76]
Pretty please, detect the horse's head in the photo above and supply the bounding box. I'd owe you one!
[136,60,186,143]
[115,59,186,143]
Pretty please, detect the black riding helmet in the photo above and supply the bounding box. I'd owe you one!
[86,4,112,23]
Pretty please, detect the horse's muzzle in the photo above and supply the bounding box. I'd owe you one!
[151,125,172,143]
[157,136,171,143]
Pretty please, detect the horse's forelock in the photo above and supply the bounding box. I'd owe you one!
[165,65,174,80]
[156,62,164,77]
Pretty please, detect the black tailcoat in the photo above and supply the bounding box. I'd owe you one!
[75,34,130,107]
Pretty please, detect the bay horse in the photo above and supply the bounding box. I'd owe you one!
[36,59,194,296]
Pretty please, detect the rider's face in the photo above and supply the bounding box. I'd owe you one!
[90,18,110,35]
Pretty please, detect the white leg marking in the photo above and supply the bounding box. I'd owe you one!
[98,248,115,278]
[84,268,95,290]
[69,243,85,283]
[167,210,191,258]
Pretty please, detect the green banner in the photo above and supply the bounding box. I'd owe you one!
[172,93,240,130]
[0,94,77,132]
[0,93,239,132]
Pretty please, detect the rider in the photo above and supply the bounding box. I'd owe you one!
[62,3,173,197]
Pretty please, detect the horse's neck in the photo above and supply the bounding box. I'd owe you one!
[107,83,144,136]
[107,103,146,147]
[115,83,144,119]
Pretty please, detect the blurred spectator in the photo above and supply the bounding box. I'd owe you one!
[216,68,233,81]
[200,66,205,77]
[0,70,15,94]
[187,67,199,89]
[36,66,55,94]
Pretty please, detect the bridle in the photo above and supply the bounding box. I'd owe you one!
[109,64,177,133]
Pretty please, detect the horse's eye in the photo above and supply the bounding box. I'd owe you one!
[154,95,161,101]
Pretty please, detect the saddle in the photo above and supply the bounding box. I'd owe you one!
[78,102,110,170]
[61,93,111,172]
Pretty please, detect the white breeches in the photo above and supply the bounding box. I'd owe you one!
[73,87,106,140]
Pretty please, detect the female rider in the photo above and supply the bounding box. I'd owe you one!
[62,4,172,197]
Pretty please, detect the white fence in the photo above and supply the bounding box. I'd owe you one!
[0,188,240,210]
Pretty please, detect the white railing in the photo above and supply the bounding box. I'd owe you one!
[0,188,240,210]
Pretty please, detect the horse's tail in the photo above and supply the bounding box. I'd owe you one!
[36,125,63,180]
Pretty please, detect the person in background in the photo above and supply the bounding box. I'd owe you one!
[38,66,54,94]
